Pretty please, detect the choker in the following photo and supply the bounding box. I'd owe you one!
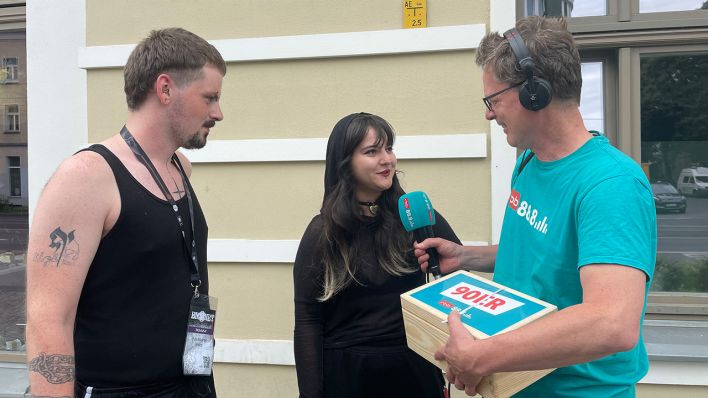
[358,201,379,216]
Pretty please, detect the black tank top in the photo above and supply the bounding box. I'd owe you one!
[74,144,209,387]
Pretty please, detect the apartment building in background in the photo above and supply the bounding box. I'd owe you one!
[0,2,26,207]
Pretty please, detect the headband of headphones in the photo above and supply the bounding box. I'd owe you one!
[504,28,535,88]
[502,28,552,111]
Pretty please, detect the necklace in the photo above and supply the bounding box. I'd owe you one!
[166,163,185,198]
[357,201,379,216]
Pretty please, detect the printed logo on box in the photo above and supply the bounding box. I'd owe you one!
[441,283,523,315]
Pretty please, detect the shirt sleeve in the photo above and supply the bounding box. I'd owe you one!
[293,216,325,398]
[577,175,656,281]
[432,210,463,245]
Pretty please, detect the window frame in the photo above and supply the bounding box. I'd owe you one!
[2,56,19,83]
[4,104,20,133]
[518,0,708,317]
[570,0,708,33]
[8,156,21,197]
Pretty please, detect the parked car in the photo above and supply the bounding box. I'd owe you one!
[651,181,687,213]
[676,166,708,197]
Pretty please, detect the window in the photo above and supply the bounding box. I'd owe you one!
[1,156,26,355]
[639,0,706,14]
[640,51,708,295]
[563,0,708,319]
[8,156,21,197]
[571,0,607,17]
[570,0,708,33]
[5,104,19,132]
[523,0,577,17]
[579,62,605,133]
[2,57,18,82]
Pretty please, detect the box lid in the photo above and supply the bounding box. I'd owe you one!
[401,270,557,338]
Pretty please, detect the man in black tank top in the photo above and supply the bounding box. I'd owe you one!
[26,28,226,398]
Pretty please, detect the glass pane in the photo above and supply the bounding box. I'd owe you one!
[640,0,707,13]
[0,195,28,352]
[8,156,19,167]
[640,52,708,293]
[9,168,20,196]
[579,62,604,134]
[570,0,607,17]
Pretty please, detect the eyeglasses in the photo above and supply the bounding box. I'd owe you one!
[482,82,523,112]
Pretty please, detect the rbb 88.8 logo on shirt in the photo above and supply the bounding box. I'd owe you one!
[509,189,521,210]
[507,189,549,235]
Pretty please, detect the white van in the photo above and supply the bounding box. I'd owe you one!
[676,167,708,196]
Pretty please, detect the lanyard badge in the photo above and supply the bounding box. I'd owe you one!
[184,292,218,375]
[119,126,217,375]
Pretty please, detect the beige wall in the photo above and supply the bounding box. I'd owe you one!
[86,0,488,45]
[85,2,491,396]
[81,1,708,397]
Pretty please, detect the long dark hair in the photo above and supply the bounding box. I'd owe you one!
[318,113,414,301]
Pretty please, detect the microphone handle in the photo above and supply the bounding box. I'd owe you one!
[413,227,442,279]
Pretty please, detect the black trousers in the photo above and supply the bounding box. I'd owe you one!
[323,343,445,398]
[75,375,216,398]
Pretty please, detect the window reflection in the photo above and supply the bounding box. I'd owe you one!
[579,62,604,133]
[640,0,707,13]
[571,0,607,17]
[640,53,708,293]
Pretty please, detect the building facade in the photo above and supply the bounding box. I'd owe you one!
[0,3,26,207]
[0,1,705,397]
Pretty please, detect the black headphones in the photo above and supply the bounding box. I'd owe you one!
[503,28,552,111]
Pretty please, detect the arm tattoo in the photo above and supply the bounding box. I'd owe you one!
[28,352,75,384]
[33,227,80,267]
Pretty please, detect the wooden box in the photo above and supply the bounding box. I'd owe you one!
[401,270,557,398]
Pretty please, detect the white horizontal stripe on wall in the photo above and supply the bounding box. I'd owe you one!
[215,339,294,366]
[214,341,708,387]
[184,134,486,164]
[78,24,485,69]
[640,360,708,386]
[207,239,487,263]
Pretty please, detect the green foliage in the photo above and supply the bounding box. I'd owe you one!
[640,54,708,143]
[652,256,708,292]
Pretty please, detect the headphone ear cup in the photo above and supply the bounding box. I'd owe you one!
[518,77,552,111]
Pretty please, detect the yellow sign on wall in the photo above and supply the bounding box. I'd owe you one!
[403,0,426,29]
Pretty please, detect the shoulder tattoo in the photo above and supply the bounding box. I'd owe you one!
[28,352,75,384]
[33,227,80,267]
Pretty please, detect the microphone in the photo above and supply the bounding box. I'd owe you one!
[398,191,441,279]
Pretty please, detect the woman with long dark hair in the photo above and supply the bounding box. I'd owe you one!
[293,112,461,397]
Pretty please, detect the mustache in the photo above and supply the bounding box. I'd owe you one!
[204,120,216,128]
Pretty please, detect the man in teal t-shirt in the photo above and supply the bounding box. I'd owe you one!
[414,16,656,398]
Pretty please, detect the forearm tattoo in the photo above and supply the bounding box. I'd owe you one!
[33,227,80,267]
[28,352,75,384]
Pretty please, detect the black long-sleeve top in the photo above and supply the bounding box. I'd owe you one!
[293,211,461,398]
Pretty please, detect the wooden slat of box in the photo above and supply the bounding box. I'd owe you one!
[401,270,558,398]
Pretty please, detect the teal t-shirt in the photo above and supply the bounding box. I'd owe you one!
[494,136,657,398]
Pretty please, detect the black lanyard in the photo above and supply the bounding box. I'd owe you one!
[120,126,201,292]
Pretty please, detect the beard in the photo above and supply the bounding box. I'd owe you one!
[183,130,207,149]
[171,117,216,150]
